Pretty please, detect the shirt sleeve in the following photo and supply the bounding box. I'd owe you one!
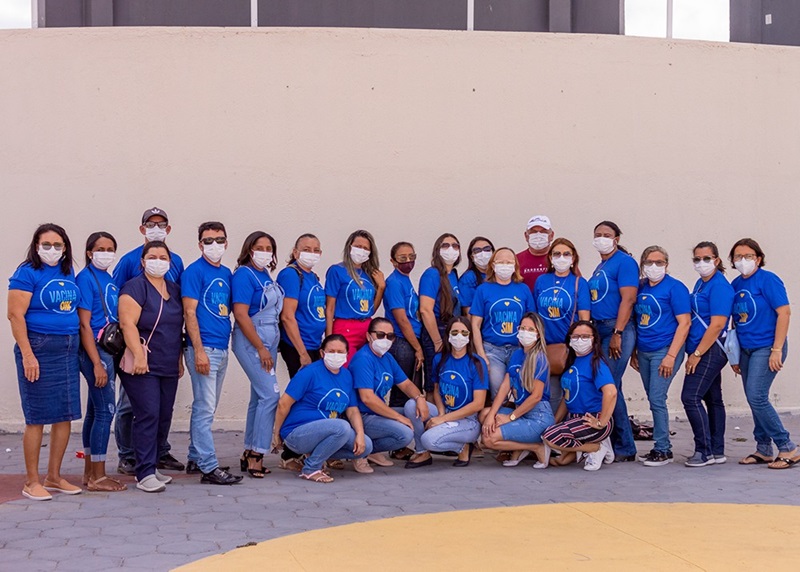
[343,371,358,408]
[112,254,134,289]
[762,272,790,310]
[76,271,96,312]
[534,352,550,381]
[577,277,592,312]
[468,284,486,317]
[277,267,301,301]
[617,255,640,289]
[670,280,692,316]
[324,265,343,298]
[180,264,202,301]
[350,354,376,390]
[383,277,404,311]
[594,361,615,390]
[418,268,439,300]
[231,269,252,306]
[285,366,312,401]
[523,285,536,313]
[8,264,35,292]
[120,276,147,307]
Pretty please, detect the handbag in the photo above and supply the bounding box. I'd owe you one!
[545,275,581,376]
[119,290,164,374]
[691,310,740,366]
[88,267,126,357]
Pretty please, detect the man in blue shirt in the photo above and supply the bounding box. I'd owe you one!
[113,207,185,475]
[182,222,242,485]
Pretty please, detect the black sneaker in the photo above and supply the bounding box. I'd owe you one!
[614,454,638,463]
[117,458,136,475]
[642,450,673,467]
[638,449,674,463]
[186,460,201,475]
[201,467,244,485]
[157,454,185,471]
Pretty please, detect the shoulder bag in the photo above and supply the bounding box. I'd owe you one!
[89,267,126,357]
[119,289,165,374]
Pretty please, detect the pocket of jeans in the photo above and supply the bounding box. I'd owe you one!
[28,334,48,352]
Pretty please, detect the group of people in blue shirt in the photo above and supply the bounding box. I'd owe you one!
[8,209,797,498]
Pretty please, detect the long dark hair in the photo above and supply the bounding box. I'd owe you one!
[465,236,494,287]
[594,220,630,255]
[23,223,73,275]
[437,316,484,381]
[342,230,380,288]
[693,241,725,274]
[729,238,766,268]
[237,231,277,271]
[84,231,117,267]
[431,233,461,323]
[564,320,606,376]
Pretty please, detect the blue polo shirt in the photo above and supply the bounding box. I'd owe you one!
[458,269,485,309]
[181,257,232,350]
[277,264,326,350]
[113,244,184,288]
[77,265,119,338]
[9,263,80,335]
[534,272,591,344]
[731,269,790,350]
[430,353,489,413]
[687,271,735,354]
[560,354,614,415]
[634,275,691,352]
[469,281,536,346]
[324,264,376,320]
[507,348,551,404]
[350,344,409,414]
[419,267,461,321]
[588,250,639,320]
[383,270,421,339]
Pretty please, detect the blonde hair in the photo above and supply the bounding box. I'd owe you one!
[485,247,523,283]
[519,313,549,394]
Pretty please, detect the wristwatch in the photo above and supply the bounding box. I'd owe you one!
[693,350,702,357]
[612,329,623,336]
[509,413,517,422]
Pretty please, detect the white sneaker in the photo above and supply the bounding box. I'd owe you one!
[136,474,166,493]
[155,469,173,484]
[599,438,615,465]
[713,455,727,465]
[583,450,602,471]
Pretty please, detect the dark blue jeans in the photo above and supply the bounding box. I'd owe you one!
[79,345,116,461]
[421,324,446,393]
[681,343,727,458]
[388,336,420,407]
[596,319,637,457]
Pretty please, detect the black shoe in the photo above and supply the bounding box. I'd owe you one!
[404,456,433,469]
[201,467,244,485]
[186,460,201,475]
[638,449,674,462]
[117,458,136,475]
[642,450,673,467]
[158,454,185,471]
[453,443,475,467]
[614,454,638,463]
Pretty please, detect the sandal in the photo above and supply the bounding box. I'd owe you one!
[87,476,128,492]
[326,459,345,471]
[246,452,270,478]
[739,453,773,465]
[768,456,800,470]
[279,457,304,472]
[240,450,249,472]
[299,470,334,483]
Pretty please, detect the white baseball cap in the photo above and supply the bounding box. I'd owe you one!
[526,215,552,231]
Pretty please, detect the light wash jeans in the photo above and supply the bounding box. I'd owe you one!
[185,346,229,473]
[79,345,116,461]
[362,410,414,453]
[284,419,373,475]
[403,400,480,453]
[597,319,637,457]
[497,402,555,444]
[483,341,517,399]
[637,344,685,453]
[740,343,796,457]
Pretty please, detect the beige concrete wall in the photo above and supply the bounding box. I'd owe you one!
[1,27,798,432]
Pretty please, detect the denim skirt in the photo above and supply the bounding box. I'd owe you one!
[15,333,81,425]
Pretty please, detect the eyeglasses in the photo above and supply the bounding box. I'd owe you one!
[643,260,667,267]
[201,237,227,245]
[732,253,757,262]
[395,254,417,263]
[569,334,593,341]
[692,256,716,264]
[551,252,573,259]
[143,221,168,229]
[39,242,64,251]
[441,242,460,250]
[471,245,493,255]
[370,331,397,341]
[449,330,470,337]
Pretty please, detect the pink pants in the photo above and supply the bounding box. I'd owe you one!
[332,318,370,365]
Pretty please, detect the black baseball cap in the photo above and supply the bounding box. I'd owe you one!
[141,207,169,224]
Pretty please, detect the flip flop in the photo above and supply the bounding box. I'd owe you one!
[502,450,531,467]
[739,454,773,465]
[768,456,800,470]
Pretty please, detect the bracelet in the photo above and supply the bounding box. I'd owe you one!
[415,395,426,400]
[771,348,782,353]
[666,354,675,359]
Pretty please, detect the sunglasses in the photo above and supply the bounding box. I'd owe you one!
[201,237,227,245]
[551,251,573,259]
[449,330,470,337]
[441,242,460,250]
[395,254,417,263]
[370,331,397,341]
[143,221,168,229]
[692,256,716,264]
[732,254,757,262]
[471,245,493,255]
[643,260,667,267]
[39,242,64,251]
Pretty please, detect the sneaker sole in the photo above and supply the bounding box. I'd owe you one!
[643,460,670,467]
[684,460,714,467]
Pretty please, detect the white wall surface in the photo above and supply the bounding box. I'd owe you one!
[0,27,798,432]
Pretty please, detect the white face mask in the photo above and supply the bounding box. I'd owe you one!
[323,352,348,370]
[448,333,469,350]
[517,330,539,347]
[92,251,116,271]
[38,247,62,266]
[252,251,273,270]
[592,236,616,255]
[552,256,573,273]
[527,232,550,251]
[298,251,321,270]
[144,226,168,242]
[350,246,371,265]
[370,337,393,356]
[693,260,716,278]
[493,263,516,281]
[144,259,170,278]
[473,251,492,270]
[643,264,666,283]
[202,242,226,264]
[570,338,593,356]
[734,258,756,277]
[440,247,460,265]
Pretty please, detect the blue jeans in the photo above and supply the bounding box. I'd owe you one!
[362,410,414,453]
[185,346,229,473]
[681,343,727,458]
[79,345,116,461]
[388,336,421,407]
[740,343,796,457]
[404,400,480,453]
[498,403,555,443]
[597,319,637,457]
[637,344,685,453]
[483,342,517,399]
[284,419,373,475]
[232,323,279,454]
[421,324,446,392]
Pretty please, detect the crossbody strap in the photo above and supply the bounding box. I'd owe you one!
[88,266,110,322]
[691,309,726,352]
[144,285,166,347]
[569,274,580,325]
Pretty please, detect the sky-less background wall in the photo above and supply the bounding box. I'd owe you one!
[0,26,798,431]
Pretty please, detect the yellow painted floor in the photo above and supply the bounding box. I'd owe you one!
[177,502,799,571]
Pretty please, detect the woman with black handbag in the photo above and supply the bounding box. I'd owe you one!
[76,232,127,492]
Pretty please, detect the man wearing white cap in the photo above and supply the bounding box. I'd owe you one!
[517,215,554,293]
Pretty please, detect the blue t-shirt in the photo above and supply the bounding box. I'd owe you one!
[560,354,614,415]
[231,265,284,318]
[507,348,551,404]
[687,271,735,354]
[588,250,640,320]
[113,244,184,288]
[431,353,489,413]
[77,265,119,338]
[280,360,357,439]
[731,269,790,350]
[419,267,461,322]
[9,263,80,335]
[634,275,691,352]
[324,263,376,320]
[534,272,591,345]
[120,274,183,377]
[383,270,421,339]
[458,269,485,309]
[181,257,232,350]
[350,344,409,414]
[469,281,536,346]
[277,265,326,351]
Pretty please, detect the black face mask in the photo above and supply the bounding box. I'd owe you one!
[397,261,415,275]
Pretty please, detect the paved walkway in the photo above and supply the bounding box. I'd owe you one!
[1,414,798,571]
